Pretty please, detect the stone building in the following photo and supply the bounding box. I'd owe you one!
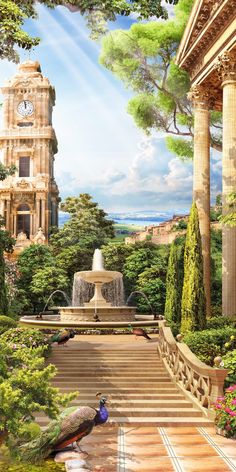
[176,0,236,316]
[0,60,59,248]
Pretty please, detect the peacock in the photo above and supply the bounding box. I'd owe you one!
[18,393,109,464]
[128,324,152,340]
[48,329,76,346]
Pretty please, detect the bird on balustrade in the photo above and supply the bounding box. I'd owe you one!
[18,393,109,463]
[128,324,152,340]
[48,329,76,346]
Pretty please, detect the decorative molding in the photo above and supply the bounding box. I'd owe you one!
[187,84,216,109]
[178,0,236,80]
[215,51,236,83]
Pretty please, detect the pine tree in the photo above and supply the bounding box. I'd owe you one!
[164,239,184,328]
[181,202,206,334]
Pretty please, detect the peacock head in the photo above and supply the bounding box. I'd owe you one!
[96,392,109,406]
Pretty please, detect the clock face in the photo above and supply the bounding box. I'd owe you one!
[17,100,34,117]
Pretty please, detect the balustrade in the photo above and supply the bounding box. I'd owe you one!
[158,321,228,418]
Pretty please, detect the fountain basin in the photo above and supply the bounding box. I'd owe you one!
[19,315,157,329]
[59,306,136,322]
[77,270,122,284]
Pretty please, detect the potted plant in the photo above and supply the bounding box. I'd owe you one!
[213,384,236,438]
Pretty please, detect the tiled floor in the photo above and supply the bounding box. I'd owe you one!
[82,424,236,471]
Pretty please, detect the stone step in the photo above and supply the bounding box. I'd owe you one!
[71,393,185,400]
[57,387,180,393]
[54,372,169,379]
[50,352,160,356]
[36,415,211,427]
[52,381,172,388]
[54,369,166,375]
[49,359,163,368]
[69,399,193,408]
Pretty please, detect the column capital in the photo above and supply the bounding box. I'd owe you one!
[216,51,236,84]
[187,84,214,109]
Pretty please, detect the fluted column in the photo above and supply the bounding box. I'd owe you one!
[6,199,11,232]
[188,85,212,317]
[41,198,46,232]
[217,51,236,316]
[36,198,41,231]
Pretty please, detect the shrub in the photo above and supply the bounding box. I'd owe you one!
[0,327,49,350]
[0,315,17,335]
[184,327,236,365]
[222,349,236,387]
[206,316,236,330]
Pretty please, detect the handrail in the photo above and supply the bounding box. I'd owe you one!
[158,321,228,418]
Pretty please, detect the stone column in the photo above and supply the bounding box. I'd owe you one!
[217,52,236,316]
[41,198,46,232]
[36,198,41,231]
[6,199,11,232]
[188,85,212,318]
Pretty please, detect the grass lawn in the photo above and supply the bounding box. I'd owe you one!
[113,223,143,242]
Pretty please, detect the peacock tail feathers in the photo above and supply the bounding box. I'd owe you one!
[17,421,61,464]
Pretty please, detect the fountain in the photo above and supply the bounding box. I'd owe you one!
[20,249,159,328]
[59,249,136,322]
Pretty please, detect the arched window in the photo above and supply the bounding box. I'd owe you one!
[17,204,30,212]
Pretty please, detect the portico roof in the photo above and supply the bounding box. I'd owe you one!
[176,0,236,109]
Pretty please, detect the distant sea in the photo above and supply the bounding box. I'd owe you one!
[112,217,169,227]
[58,211,186,228]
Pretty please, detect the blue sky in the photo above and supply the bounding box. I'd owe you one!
[0,4,222,213]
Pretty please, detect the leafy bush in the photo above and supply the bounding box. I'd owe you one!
[0,328,49,350]
[0,316,17,335]
[206,316,236,330]
[0,340,76,443]
[222,349,236,387]
[184,327,236,365]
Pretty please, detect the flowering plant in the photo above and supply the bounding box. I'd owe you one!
[213,385,236,438]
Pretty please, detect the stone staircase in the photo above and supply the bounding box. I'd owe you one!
[36,337,212,427]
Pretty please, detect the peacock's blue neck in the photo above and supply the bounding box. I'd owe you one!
[95,405,108,425]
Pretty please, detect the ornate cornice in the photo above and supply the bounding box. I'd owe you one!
[177,0,236,81]
[188,0,224,49]
[215,51,236,83]
[188,84,216,109]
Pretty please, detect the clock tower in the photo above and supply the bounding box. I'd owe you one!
[0,60,59,245]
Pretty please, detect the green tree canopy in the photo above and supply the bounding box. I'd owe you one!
[50,193,115,253]
[16,244,55,311]
[0,0,178,61]
[31,266,70,305]
[136,265,166,314]
[0,336,75,444]
[100,0,222,159]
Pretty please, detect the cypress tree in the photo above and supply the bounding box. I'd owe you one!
[181,202,206,334]
[164,240,183,327]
